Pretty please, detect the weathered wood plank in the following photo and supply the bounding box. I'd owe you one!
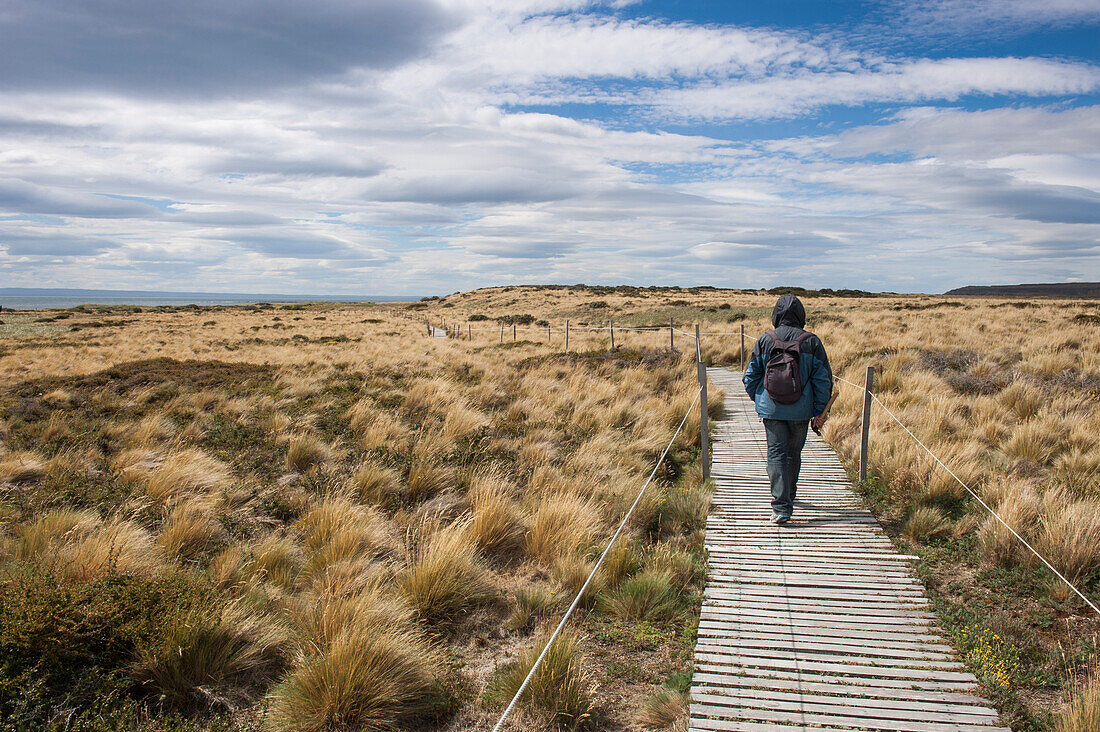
[689,368,1005,732]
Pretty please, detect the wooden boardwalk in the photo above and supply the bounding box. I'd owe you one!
[689,368,1008,732]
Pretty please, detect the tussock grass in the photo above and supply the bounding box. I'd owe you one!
[1053,669,1100,732]
[405,460,454,501]
[285,434,330,473]
[902,506,951,542]
[145,448,232,503]
[349,460,402,505]
[638,687,688,730]
[298,497,393,575]
[508,585,560,631]
[397,520,496,623]
[489,628,594,730]
[266,622,440,732]
[158,500,227,560]
[132,600,288,708]
[0,450,45,484]
[525,495,602,564]
[1035,502,1100,582]
[598,568,680,621]
[465,473,525,555]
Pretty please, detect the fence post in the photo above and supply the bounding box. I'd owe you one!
[547,323,551,344]
[513,324,516,342]
[859,365,875,483]
[697,354,710,482]
[610,320,615,350]
[500,322,504,343]
[670,317,674,350]
[565,320,569,351]
[468,324,471,340]
[739,324,745,371]
[694,324,701,362]
[426,318,430,336]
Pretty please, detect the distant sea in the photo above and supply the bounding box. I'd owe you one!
[0,288,419,311]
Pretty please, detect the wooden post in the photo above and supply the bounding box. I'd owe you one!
[698,358,710,481]
[739,324,745,371]
[670,317,674,350]
[859,365,875,483]
[547,323,551,344]
[500,322,504,343]
[468,324,471,340]
[426,318,430,336]
[513,323,516,342]
[610,320,615,350]
[694,324,701,362]
[565,320,569,351]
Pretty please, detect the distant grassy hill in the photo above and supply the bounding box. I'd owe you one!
[945,282,1100,298]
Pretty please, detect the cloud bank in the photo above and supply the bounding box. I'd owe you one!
[0,0,1097,294]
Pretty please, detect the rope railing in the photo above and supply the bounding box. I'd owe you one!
[832,374,1100,617]
[491,388,702,731]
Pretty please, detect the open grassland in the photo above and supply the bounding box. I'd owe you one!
[413,285,1100,730]
[1,284,1099,730]
[0,296,715,732]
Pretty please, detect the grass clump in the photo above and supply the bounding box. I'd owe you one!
[638,687,687,729]
[285,434,330,473]
[1053,669,1100,732]
[902,506,951,542]
[489,629,594,730]
[349,461,402,505]
[132,601,288,709]
[267,622,441,732]
[465,474,525,555]
[598,568,680,622]
[397,521,496,624]
[508,586,560,632]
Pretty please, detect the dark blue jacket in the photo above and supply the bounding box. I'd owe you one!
[743,296,833,421]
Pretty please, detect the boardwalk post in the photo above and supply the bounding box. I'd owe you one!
[739,324,745,371]
[697,347,710,482]
[610,320,615,350]
[565,320,569,351]
[670,317,674,350]
[859,365,875,482]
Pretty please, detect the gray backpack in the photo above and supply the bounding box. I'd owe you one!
[764,330,812,404]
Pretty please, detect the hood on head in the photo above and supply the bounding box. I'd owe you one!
[771,295,806,328]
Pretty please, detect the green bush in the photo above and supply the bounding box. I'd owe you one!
[0,563,208,728]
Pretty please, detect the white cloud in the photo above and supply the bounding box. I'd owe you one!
[0,2,1097,293]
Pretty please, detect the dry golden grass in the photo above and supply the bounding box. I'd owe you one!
[144,448,232,503]
[397,519,497,623]
[490,628,594,730]
[1053,668,1100,732]
[4,286,1096,729]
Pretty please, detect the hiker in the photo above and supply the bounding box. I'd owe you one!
[743,295,833,524]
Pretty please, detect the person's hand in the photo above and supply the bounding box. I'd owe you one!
[811,414,827,430]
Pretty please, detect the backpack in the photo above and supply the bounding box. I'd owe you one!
[763,330,812,404]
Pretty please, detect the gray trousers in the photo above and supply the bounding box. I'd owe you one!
[763,419,809,517]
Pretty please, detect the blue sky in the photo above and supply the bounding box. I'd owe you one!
[0,0,1098,295]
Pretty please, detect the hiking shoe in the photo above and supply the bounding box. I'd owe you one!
[770,514,791,525]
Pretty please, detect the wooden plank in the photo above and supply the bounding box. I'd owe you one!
[690,368,1004,732]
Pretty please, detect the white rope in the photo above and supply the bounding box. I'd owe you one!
[832,375,1100,616]
[492,388,702,731]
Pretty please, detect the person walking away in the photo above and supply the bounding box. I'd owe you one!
[743,295,833,524]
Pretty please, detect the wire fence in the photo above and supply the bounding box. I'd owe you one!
[491,392,702,730]
[387,305,1100,723]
